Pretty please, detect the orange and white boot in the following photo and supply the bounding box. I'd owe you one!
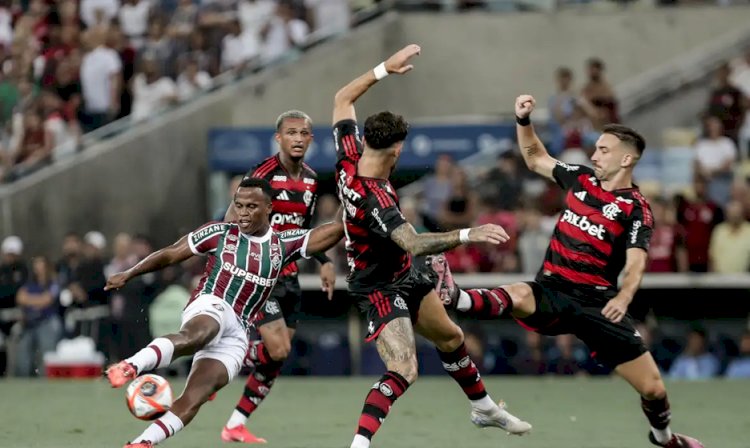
[123,442,153,448]
[106,361,137,388]
[221,425,267,444]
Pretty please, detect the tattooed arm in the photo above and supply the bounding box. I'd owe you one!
[515,94,558,180]
[389,222,509,256]
[376,317,418,383]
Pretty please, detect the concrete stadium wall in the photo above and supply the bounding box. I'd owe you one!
[231,6,750,125]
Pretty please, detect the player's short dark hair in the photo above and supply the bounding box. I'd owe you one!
[602,124,646,156]
[275,110,312,131]
[363,111,409,150]
[237,177,272,201]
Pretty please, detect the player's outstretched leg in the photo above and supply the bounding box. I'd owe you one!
[124,358,229,447]
[222,319,290,444]
[415,291,531,435]
[350,317,416,448]
[616,353,705,448]
[107,315,220,388]
[426,255,513,319]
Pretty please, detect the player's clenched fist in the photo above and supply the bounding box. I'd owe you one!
[468,224,510,245]
[515,94,536,118]
[385,44,421,75]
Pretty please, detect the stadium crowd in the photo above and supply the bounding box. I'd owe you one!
[0,0,360,183]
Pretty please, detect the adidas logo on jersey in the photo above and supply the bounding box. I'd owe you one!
[574,191,586,201]
[276,191,291,201]
[560,210,606,240]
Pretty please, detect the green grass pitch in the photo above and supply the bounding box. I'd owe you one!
[0,377,745,447]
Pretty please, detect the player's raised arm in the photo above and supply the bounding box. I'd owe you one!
[390,223,509,257]
[515,94,558,181]
[105,234,194,290]
[305,221,345,256]
[332,44,421,124]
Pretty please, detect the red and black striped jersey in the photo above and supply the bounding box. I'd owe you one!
[538,161,654,300]
[247,154,319,277]
[333,119,411,291]
[186,222,311,328]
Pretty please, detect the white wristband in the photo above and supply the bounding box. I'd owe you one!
[459,228,471,244]
[373,62,389,81]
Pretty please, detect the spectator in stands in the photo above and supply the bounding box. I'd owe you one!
[8,110,52,180]
[39,89,79,162]
[706,62,746,143]
[420,154,454,231]
[580,57,619,127]
[140,19,174,78]
[118,0,151,50]
[14,256,62,376]
[512,331,548,375]
[475,199,519,272]
[676,176,724,272]
[221,18,260,74]
[176,58,212,101]
[647,197,688,272]
[547,67,576,156]
[439,166,477,231]
[261,1,310,64]
[79,28,121,132]
[397,196,425,233]
[548,334,583,376]
[130,57,178,122]
[725,331,750,378]
[80,0,119,30]
[708,200,750,273]
[167,0,199,45]
[477,151,522,212]
[55,233,83,291]
[694,115,737,206]
[669,328,720,380]
[518,205,551,274]
[106,24,136,119]
[0,236,28,311]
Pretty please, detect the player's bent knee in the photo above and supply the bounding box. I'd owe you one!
[504,283,536,317]
[432,323,464,353]
[640,379,667,401]
[267,341,291,362]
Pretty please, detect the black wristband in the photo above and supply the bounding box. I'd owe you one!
[516,115,531,126]
[313,252,332,265]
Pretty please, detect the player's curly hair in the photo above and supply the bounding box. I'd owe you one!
[602,124,646,156]
[238,177,273,201]
[363,111,409,150]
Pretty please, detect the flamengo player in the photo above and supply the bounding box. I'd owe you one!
[333,44,531,448]
[436,95,704,448]
[104,178,344,448]
[221,110,336,444]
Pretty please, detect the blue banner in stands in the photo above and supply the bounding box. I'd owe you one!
[208,123,516,172]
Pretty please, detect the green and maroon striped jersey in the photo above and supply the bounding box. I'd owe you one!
[187,222,310,327]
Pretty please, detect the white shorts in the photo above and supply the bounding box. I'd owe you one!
[181,295,248,382]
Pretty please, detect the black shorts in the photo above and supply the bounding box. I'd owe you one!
[516,281,647,369]
[350,267,435,342]
[253,275,303,329]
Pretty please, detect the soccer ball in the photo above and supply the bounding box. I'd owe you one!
[125,374,173,420]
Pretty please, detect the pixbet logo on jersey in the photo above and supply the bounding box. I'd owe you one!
[560,210,606,240]
[271,213,305,226]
